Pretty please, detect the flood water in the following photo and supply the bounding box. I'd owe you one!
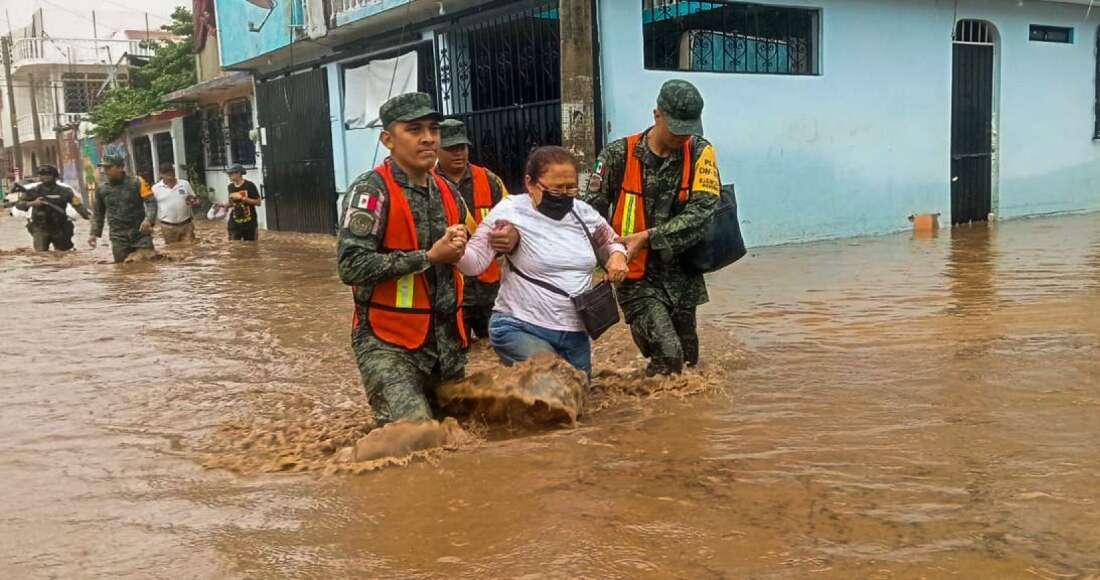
[1,210,1098,579]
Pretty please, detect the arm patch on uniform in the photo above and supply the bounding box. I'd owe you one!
[692,145,721,196]
[345,209,377,237]
[139,177,154,199]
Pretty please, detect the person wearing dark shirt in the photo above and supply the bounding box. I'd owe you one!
[226,164,261,241]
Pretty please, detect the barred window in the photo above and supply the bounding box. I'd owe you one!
[227,98,256,166]
[154,132,174,166]
[203,106,228,168]
[62,73,108,114]
[642,0,820,75]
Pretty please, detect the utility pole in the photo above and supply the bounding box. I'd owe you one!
[1,35,22,174]
[28,72,42,142]
[559,0,600,176]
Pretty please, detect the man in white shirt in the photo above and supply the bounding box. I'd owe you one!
[152,163,199,244]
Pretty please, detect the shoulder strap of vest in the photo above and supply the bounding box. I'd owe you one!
[433,173,462,226]
[623,133,644,195]
[468,164,493,208]
[376,160,420,249]
[678,137,694,203]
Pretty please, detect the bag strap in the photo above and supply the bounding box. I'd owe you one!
[569,209,605,269]
[505,257,571,297]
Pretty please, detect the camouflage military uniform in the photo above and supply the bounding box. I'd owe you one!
[584,131,720,375]
[16,181,90,251]
[337,161,468,425]
[440,165,508,338]
[91,175,158,263]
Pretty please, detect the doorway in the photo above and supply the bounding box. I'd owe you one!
[950,20,997,225]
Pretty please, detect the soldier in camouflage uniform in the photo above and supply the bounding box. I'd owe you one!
[583,79,721,376]
[88,155,159,263]
[16,165,91,251]
[337,93,496,426]
[434,119,510,339]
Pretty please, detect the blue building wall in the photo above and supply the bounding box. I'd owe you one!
[215,0,303,66]
[599,0,1100,246]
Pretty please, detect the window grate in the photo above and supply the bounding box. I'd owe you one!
[954,20,994,45]
[642,0,819,75]
[227,98,256,166]
[1029,24,1073,44]
[202,106,228,168]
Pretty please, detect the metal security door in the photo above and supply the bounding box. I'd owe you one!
[951,20,995,225]
[435,1,561,192]
[256,68,337,234]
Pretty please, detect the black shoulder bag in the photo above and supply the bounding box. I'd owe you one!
[506,210,621,340]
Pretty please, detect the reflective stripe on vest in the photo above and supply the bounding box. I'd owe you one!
[360,160,469,349]
[610,133,694,281]
[468,164,502,285]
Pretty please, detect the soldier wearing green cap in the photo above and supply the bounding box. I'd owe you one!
[583,79,721,376]
[336,92,518,455]
[434,118,514,339]
[15,164,91,251]
[89,154,159,263]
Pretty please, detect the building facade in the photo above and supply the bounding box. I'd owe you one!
[1,10,154,190]
[206,0,1100,245]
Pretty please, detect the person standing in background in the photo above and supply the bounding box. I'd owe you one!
[16,164,90,251]
[152,163,199,244]
[434,119,512,340]
[226,164,261,241]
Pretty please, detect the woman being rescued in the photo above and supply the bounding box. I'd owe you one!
[457,146,629,376]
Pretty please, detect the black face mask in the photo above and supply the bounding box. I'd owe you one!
[537,192,574,221]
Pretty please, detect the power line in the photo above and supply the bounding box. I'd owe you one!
[98,0,171,23]
[29,0,122,35]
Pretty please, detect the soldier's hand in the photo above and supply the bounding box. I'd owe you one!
[139,221,154,235]
[622,231,650,260]
[489,221,520,254]
[427,228,465,264]
[87,236,98,249]
[31,198,46,207]
[444,225,468,253]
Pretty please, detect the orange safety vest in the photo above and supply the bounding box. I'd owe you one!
[357,161,468,350]
[610,133,693,281]
[468,164,502,284]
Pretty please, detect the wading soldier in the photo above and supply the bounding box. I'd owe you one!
[88,155,159,263]
[16,165,90,251]
[337,92,512,448]
[584,79,721,376]
[434,118,511,339]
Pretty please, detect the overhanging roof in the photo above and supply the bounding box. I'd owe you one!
[163,71,252,103]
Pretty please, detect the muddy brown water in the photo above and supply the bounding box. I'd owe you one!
[1,211,1098,579]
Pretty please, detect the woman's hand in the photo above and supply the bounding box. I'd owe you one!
[605,252,629,283]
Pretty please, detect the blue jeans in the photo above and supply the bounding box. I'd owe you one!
[488,313,592,375]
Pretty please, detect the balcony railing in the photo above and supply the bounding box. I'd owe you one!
[327,0,405,27]
[11,37,155,70]
[12,113,87,142]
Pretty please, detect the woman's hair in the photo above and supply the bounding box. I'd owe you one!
[524,146,578,182]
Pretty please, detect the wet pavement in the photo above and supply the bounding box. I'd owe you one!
[0,211,1098,579]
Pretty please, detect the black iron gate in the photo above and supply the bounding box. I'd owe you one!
[256,68,337,234]
[435,2,561,192]
[132,135,154,185]
[950,20,995,225]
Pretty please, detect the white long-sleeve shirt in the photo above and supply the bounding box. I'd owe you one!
[458,194,626,332]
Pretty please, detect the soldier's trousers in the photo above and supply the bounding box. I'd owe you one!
[623,297,699,376]
[28,222,74,251]
[354,347,442,426]
[109,231,155,263]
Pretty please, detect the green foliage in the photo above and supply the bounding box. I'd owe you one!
[88,7,197,141]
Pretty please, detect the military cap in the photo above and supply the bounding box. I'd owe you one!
[656,79,705,137]
[379,92,442,127]
[36,164,59,176]
[97,154,126,167]
[226,163,247,176]
[439,119,472,148]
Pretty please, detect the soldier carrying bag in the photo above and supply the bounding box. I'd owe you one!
[506,210,620,340]
[680,182,747,273]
